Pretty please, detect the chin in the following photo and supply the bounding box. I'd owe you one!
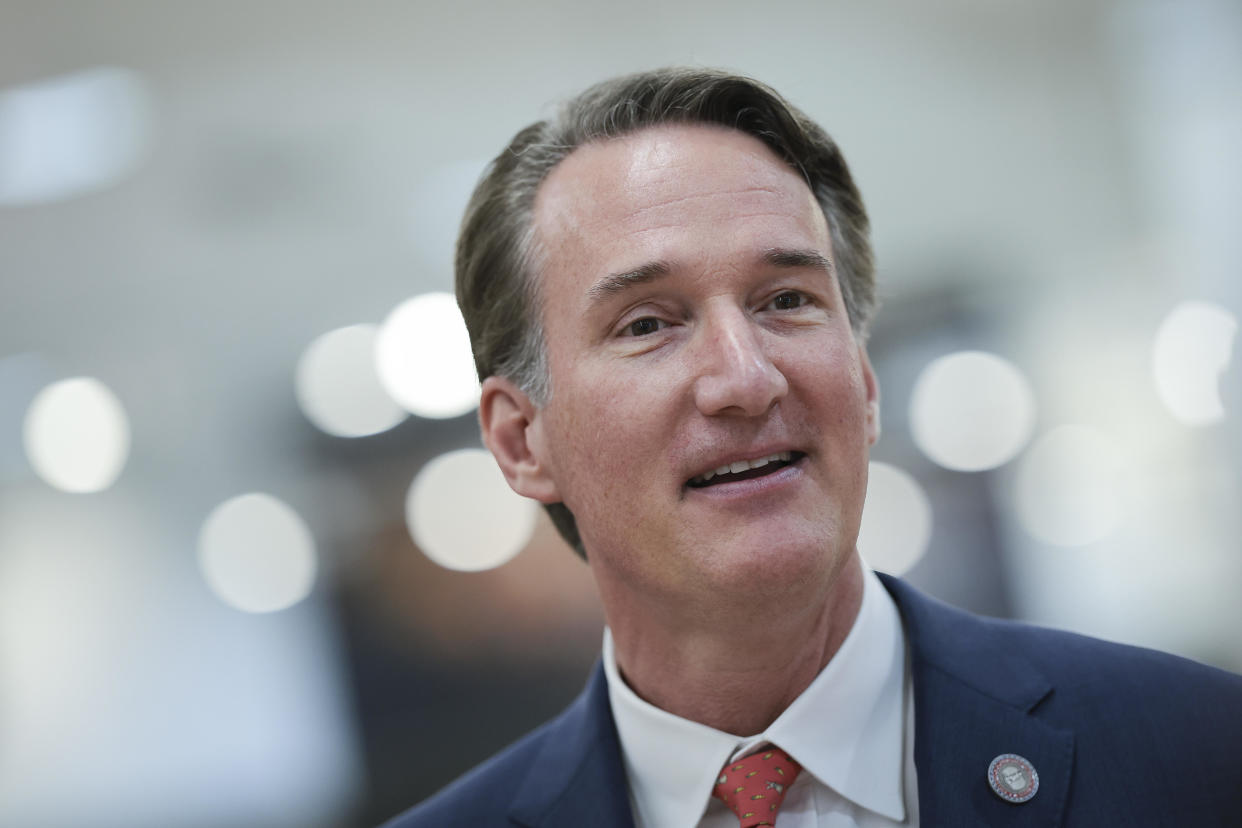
[697,529,846,594]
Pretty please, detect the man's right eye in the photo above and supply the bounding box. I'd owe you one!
[626,318,664,337]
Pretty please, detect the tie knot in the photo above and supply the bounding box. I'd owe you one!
[712,747,802,827]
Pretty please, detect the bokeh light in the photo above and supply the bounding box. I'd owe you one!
[1151,300,1237,426]
[857,461,933,576]
[0,490,361,826]
[295,323,407,437]
[198,493,317,613]
[0,66,151,205]
[375,292,480,419]
[406,448,536,572]
[22,377,130,493]
[909,350,1037,472]
[1013,425,1123,547]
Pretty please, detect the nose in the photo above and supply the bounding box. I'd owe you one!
[692,309,789,417]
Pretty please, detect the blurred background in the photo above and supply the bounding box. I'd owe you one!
[2,0,1240,825]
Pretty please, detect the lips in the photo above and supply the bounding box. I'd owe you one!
[687,450,803,488]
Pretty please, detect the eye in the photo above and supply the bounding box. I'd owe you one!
[768,291,806,311]
[626,317,665,337]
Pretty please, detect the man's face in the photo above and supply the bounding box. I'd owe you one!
[525,124,877,612]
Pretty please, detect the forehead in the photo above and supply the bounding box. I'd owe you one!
[531,124,828,280]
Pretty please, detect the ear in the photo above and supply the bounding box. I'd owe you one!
[859,345,880,446]
[478,375,562,504]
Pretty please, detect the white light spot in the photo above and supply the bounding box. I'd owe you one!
[375,292,480,419]
[1014,425,1122,547]
[295,324,407,437]
[406,448,536,572]
[1151,300,1237,426]
[198,493,317,613]
[22,377,130,493]
[910,351,1037,472]
[857,462,933,575]
[0,67,151,205]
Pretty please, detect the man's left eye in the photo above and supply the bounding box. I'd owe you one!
[626,317,665,337]
[769,292,805,310]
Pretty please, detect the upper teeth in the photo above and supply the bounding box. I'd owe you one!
[694,451,793,484]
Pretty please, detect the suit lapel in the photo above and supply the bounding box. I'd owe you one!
[508,664,634,828]
[880,575,1074,827]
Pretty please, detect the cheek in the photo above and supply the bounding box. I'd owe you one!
[789,350,869,423]
[545,376,653,504]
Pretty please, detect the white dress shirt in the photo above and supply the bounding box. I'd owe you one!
[603,569,919,828]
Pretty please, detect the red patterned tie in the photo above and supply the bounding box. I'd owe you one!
[712,747,803,827]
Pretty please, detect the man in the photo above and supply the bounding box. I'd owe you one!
[384,68,1242,827]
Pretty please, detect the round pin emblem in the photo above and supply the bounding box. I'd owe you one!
[988,753,1038,803]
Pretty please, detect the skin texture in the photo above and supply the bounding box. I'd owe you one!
[480,124,879,735]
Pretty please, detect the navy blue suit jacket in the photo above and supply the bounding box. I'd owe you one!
[384,575,1242,826]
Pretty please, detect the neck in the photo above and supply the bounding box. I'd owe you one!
[604,553,866,736]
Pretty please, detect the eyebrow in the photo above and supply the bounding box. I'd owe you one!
[760,247,834,274]
[585,247,833,302]
[587,260,671,301]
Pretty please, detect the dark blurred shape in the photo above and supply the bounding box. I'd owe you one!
[338,515,603,825]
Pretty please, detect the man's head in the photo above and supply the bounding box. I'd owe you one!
[457,67,877,560]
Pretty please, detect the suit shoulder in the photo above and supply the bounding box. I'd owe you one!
[884,574,1242,743]
[886,573,1242,696]
[956,606,1242,763]
[982,612,1241,696]
[379,718,555,828]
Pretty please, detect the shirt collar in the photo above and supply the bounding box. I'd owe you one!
[604,568,908,826]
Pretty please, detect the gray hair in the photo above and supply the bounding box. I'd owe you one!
[456,67,877,559]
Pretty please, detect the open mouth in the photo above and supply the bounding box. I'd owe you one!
[686,451,804,488]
